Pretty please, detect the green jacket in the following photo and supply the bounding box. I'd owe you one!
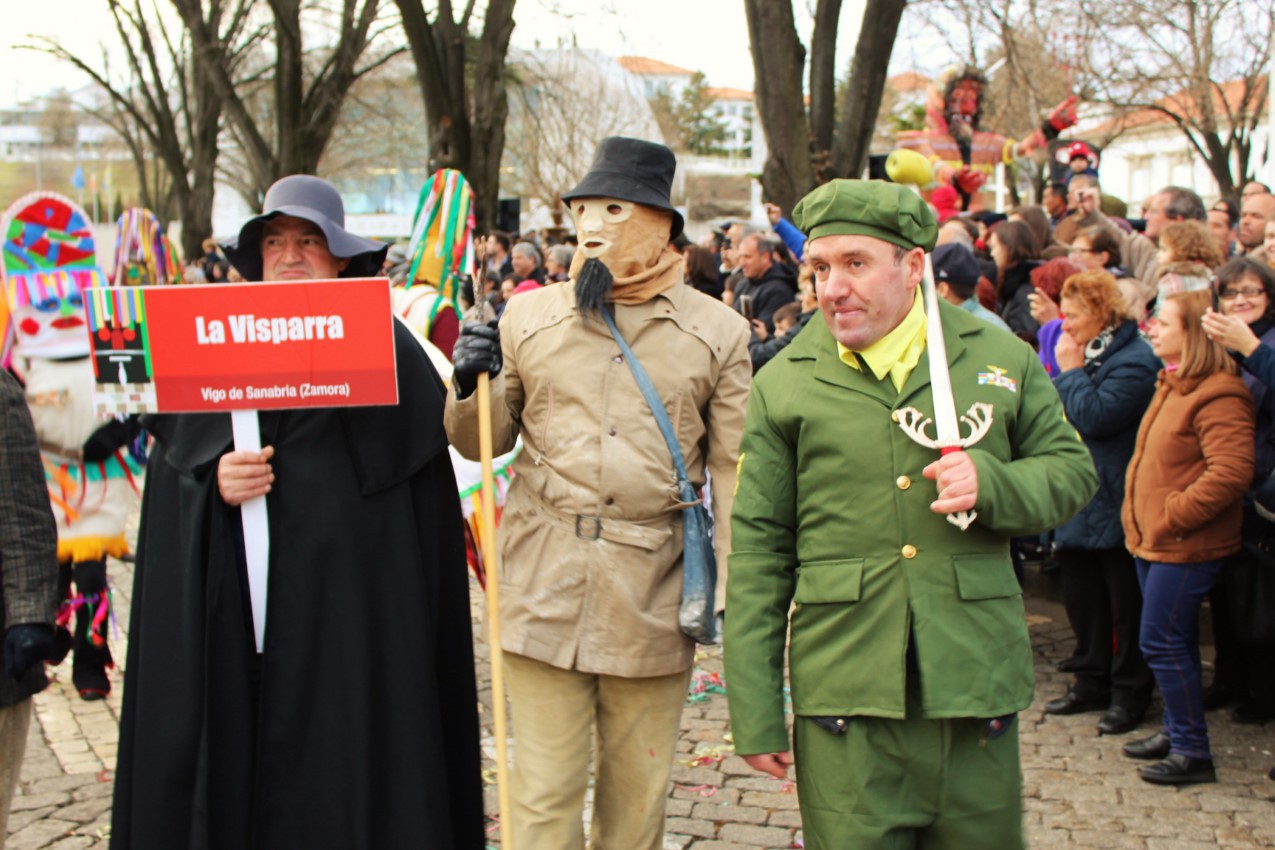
[724,301,1097,756]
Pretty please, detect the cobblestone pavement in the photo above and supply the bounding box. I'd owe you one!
[9,551,1275,849]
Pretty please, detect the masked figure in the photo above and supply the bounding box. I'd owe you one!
[897,66,1077,212]
[445,137,752,849]
[2,191,141,700]
[112,207,181,287]
[391,169,471,360]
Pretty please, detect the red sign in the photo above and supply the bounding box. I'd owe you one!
[85,278,398,413]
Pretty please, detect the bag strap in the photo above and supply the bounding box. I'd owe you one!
[600,308,692,489]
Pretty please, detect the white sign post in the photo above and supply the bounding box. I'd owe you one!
[231,410,271,652]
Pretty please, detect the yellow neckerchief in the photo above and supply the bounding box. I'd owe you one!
[837,288,926,392]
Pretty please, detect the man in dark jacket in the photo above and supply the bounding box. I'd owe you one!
[736,234,798,333]
[0,369,58,837]
[111,175,485,850]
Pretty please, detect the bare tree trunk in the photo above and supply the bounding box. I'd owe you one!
[744,0,813,213]
[184,59,221,257]
[298,0,388,173]
[269,0,304,176]
[47,0,228,260]
[808,0,843,180]
[395,0,518,233]
[831,0,907,180]
[179,0,391,197]
[469,0,517,234]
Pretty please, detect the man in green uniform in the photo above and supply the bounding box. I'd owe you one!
[724,180,1097,849]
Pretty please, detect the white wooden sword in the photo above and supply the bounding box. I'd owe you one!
[893,255,993,531]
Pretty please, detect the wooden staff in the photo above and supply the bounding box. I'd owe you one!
[476,370,513,849]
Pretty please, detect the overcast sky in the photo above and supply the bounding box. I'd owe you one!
[0,0,957,110]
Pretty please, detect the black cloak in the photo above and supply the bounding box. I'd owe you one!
[111,321,485,849]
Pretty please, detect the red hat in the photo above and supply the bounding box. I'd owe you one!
[1067,141,1093,161]
[930,184,960,223]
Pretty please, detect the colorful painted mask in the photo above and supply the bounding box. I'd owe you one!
[2,193,105,361]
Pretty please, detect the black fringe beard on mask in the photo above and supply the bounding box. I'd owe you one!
[575,257,615,319]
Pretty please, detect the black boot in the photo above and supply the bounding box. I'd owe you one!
[1139,754,1216,785]
[1123,730,1171,760]
[1045,689,1108,715]
[70,559,113,700]
[47,561,74,665]
[1097,704,1145,736]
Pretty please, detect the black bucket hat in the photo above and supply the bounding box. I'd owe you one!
[561,137,684,239]
[223,175,388,281]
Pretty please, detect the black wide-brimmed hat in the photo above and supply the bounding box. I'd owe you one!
[223,175,388,281]
[561,137,684,239]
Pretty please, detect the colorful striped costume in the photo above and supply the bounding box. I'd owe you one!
[2,192,141,699]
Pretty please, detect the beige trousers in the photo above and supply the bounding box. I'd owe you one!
[0,700,33,848]
[503,652,692,850]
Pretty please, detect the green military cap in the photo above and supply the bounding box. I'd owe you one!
[791,179,938,252]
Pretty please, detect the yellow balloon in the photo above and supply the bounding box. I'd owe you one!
[885,149,934,186]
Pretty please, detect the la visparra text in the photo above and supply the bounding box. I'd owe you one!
[196,313,345,345]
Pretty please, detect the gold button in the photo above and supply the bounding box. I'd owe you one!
[901,544,917,559]
[896,475,911,491]
[891,410,900,423]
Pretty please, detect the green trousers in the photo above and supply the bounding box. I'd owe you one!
[793,691,1023,850]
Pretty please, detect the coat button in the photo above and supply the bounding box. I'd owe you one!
[605,496,615,505]
[608,426,617,436]
[896,475,911,490]
[901,544,917,559]
[891,410,900,423]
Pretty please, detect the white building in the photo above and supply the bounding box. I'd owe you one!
[615,56,766,170]
[1074,79,1270,211]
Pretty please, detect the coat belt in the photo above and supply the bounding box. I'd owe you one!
[519,489,676,552]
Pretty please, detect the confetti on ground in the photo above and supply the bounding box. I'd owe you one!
[676,783,718,797]
[693,645,721,663]
[686,669,727,703]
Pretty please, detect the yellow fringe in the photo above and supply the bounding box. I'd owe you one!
[58,535,130,563]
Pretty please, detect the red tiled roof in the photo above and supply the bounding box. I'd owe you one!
[1086,76,1268,137]
[617,56,695,76]
[705,86,754,101]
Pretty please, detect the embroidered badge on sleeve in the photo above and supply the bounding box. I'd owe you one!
[977,365,1017,393]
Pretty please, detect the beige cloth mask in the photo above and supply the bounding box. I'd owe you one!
[567,198,681,305]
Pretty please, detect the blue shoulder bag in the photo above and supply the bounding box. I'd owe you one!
[601,308,718,644]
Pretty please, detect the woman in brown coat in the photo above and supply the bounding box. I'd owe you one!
[1120,290,1255,785]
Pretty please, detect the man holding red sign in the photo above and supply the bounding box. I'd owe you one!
[111,176,485,850]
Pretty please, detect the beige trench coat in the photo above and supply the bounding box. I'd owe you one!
[445,281,751,677]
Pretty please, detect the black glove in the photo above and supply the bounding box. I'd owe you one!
[452,320,502,400]
[4,624,54,681]
[82,417,140,462]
